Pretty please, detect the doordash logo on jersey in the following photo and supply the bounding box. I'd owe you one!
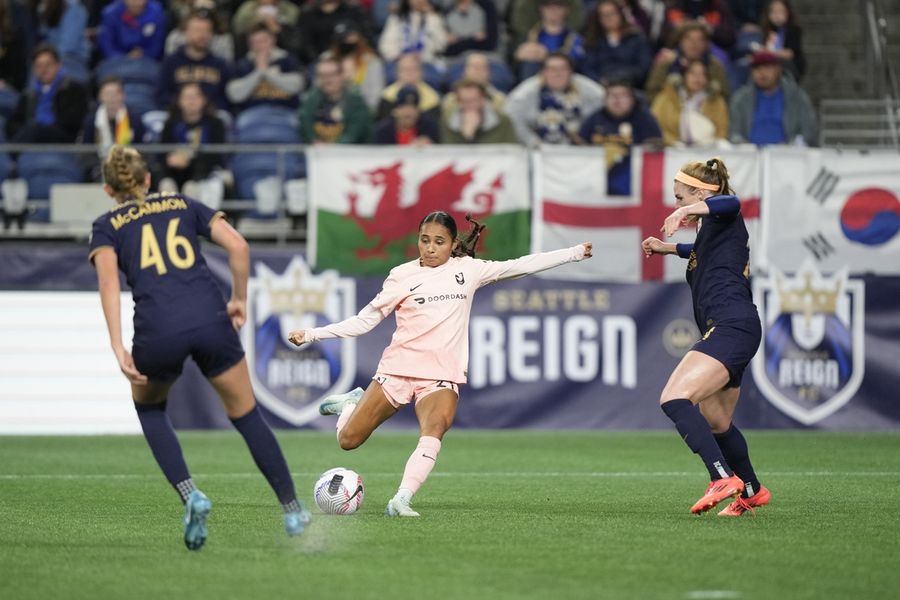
[414,293,468,304]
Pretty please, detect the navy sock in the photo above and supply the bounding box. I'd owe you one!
[230,405,297,507]
[661,399,733,481]
[134,401,194,503]
[714,424,762,498]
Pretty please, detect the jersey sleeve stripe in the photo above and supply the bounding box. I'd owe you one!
[88,245,115,264]
[208,211,226,228]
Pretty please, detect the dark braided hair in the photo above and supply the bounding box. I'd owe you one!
[418,211,488,258]
[456,214,486,258]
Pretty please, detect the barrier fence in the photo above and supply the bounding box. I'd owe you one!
[1,144,898,433]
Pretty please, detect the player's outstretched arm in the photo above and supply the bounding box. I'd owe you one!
[94,248,148,385]
[478,242,593,284]
[641,236,677,257]
[289,272,405,346]
[210,218,250,330]
[287,303,387,347]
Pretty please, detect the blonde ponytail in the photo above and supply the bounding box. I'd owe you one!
[102,145,149,204]
[678,157,734,195]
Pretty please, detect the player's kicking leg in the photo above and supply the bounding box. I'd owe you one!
[319,387,364,416]
[329,380,398,450]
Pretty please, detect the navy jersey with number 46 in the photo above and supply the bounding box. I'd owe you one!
[88,192,228,340]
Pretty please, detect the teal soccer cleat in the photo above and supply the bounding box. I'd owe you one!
[284,502,313,537]
[183,490,212,551]
[384,496,420,518]
[318,387,364,416]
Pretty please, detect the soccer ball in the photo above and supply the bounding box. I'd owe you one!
[313,468,365,515]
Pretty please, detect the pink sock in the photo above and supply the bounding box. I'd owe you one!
[399,436,442,496]
[335,403,357,441]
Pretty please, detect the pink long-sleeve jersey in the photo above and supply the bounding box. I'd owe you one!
[302,245,586,383]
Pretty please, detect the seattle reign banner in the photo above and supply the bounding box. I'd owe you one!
[0,245,898,431]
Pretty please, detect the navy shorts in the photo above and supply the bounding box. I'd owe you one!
[132,318,245,382]
[692,316,762,389]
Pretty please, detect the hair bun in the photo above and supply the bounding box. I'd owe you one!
[706,159,717,169]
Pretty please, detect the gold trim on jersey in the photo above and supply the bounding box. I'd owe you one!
[208,211,226,228]
[88,245,114,264]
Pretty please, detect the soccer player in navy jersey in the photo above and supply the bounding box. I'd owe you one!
[89,145,311,549]
[641,157,771,516]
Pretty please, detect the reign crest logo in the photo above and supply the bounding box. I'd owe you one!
[751,261,865,425]
[240,256,356,426]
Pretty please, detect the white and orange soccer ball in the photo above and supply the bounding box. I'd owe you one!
[313,468,365,515]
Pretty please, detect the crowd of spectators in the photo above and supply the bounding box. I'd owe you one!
[0,0,818,206]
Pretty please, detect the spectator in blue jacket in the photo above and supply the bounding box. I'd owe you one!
[158,9,231,111]
[728,50,816,146]
[6,44,89,143]
[514,0,585,81]
[578,79,663,196]
[98,0,166,61]
[581,0,652,87]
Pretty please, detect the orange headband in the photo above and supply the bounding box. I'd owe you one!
[674,171,720,192]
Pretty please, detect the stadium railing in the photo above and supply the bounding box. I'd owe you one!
[0,143,308,244]
[819,99,900,148]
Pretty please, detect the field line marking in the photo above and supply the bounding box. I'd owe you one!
[0,470,898,480]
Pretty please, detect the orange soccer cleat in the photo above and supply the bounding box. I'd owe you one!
[690,475,745,514]
[718,486,772,517]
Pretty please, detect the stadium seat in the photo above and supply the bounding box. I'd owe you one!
[235,106,300,144]
[96,57,162,117]
[383,61,445,92]
[142,110,233,144]
[123,83,158,117]
[216,109,234,141]
[18,152,84,219]
[0,124,10,184]
[444,58,515,93]
[232,106,303,214]
[231,152,303,201]
[0,87,19,120]
[95,57,161,88]
[0,150,10,184]
[141,110,168,143]
[61,55,90,84]
[372,0,393,30]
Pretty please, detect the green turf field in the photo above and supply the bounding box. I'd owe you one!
[1,431,898,599]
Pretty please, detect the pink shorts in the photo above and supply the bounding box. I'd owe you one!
[373,372,459,408]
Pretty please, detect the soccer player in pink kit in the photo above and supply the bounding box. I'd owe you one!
[288,211,592,517]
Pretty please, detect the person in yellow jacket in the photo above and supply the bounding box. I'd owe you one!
[650,59,728,147]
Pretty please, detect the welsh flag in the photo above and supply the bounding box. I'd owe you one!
[533,146,761,282]
[308,145,532,275]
